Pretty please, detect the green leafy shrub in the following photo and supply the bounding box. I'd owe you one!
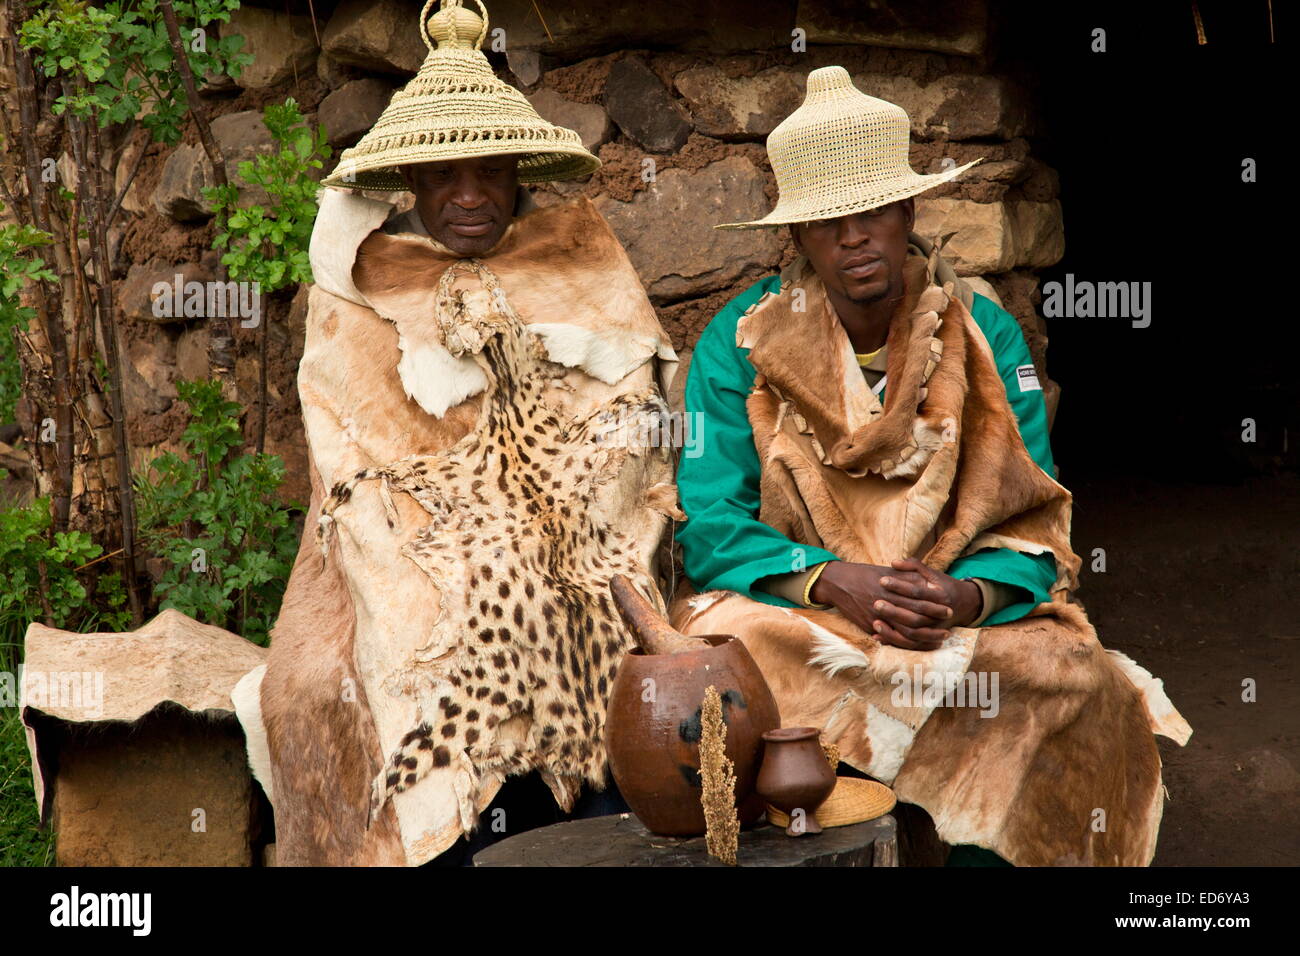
[0,473,126,866]
[19,0,251,141]
[206,97,329,291]
[134,379,301,645]
[0,497,130,667]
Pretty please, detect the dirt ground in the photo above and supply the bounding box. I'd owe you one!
[1065,472,1299,866]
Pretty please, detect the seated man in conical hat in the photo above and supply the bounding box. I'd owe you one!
[233,0,680,866]
[671,66,1191,866]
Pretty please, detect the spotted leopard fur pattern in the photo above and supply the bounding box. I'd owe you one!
[317,260,669,827]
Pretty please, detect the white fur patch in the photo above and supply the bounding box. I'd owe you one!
[231,665,274,806]
[683,591,727,623]
[1106,649,1193,745]
[527,323,676,386]
[806,620,872,678]
[395,336,489,419]
[964,532,1052,557]
[864,702,915,784]
[309,188,396,307]
[921,628,979,681]
[392,323,676,419]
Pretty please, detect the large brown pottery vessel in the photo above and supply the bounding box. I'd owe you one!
[604,575,781,836]
[756,727,837,836]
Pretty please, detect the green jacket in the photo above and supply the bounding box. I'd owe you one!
[677,275,1058,627]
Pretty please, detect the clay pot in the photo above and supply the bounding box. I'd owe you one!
[755,727,837,836]
[603,575,781,836]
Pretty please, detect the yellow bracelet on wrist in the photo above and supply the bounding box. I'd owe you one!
[802,561,833,609]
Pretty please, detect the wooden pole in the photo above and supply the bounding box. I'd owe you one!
[73,94,144,624]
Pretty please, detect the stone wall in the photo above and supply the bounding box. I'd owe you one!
[117,0,1062,505]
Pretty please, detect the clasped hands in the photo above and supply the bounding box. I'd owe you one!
[809,558,982,651]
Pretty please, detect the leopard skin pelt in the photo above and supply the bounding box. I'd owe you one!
[317,259,668,827]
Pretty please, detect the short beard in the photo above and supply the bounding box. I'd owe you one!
[842,272,898,306]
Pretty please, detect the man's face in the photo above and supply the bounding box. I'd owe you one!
[400,155,521,256]
[790,198,915,306]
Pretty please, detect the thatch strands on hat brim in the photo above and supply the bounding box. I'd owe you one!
[321,0,599,190]
[700,684,739,866]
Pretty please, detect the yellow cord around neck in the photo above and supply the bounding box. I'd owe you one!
[855,344,886,367]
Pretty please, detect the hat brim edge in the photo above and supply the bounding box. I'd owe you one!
[713,159,984,231]
[320,147,602,190]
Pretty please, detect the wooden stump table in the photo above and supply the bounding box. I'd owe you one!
[473,812,897,867]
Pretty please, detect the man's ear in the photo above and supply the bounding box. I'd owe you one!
[789,223,804,255]
[901,197,916,231]
[399,165,416,193]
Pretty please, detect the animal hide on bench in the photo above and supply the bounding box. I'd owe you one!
[668,249,1191,866]
[234,190,680,865]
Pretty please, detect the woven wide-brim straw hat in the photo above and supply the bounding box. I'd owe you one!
[717,65,980,230]
[320,0,599,190]
[766,777,897,829]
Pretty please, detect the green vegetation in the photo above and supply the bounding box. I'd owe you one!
[134,380,302,646]
[0,708,53,867]
[207,97,328,292]
[19,0,251,141]
[0,0,319,866]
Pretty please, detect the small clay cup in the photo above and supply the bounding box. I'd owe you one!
[755,727,836,836]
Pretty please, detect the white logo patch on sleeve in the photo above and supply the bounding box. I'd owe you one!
[1016,364,1042,392]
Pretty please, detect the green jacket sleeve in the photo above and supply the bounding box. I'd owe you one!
[677,279,838,606]
[946,293,1060,624]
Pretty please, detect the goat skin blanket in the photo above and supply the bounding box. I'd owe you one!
[234,189,680,866]
[668,249,1191,866]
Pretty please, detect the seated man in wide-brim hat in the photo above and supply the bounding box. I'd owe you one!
[233,0,680,866]
[670,66,1192,866]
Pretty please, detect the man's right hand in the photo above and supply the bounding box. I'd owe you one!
[810,560,952,651]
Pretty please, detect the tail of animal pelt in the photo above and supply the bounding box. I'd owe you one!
[369,721,443,825]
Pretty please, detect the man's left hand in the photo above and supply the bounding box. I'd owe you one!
[874,557,983,644]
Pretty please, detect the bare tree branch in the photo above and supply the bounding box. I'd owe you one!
[157,0,236,398]
[10,28,74,532]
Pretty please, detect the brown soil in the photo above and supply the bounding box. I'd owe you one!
[542,52,622,104]
[586,133,768,203]
[1067,472,1300,866]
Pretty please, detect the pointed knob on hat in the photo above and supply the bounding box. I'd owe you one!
[421,0,489,51]
[805,65,856,99]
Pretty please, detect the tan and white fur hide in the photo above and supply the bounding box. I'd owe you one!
[237,189,679,865]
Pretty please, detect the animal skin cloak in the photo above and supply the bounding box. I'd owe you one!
[668,248,1192,866]
[234,188,680,866]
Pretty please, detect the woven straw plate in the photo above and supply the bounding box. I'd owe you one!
[765,777,896,829]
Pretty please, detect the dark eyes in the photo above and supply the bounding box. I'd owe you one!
[805,207,886,230]
[417,163,511,184]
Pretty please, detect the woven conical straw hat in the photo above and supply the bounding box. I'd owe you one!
[717,66,980,230]
[321,0,599,190]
